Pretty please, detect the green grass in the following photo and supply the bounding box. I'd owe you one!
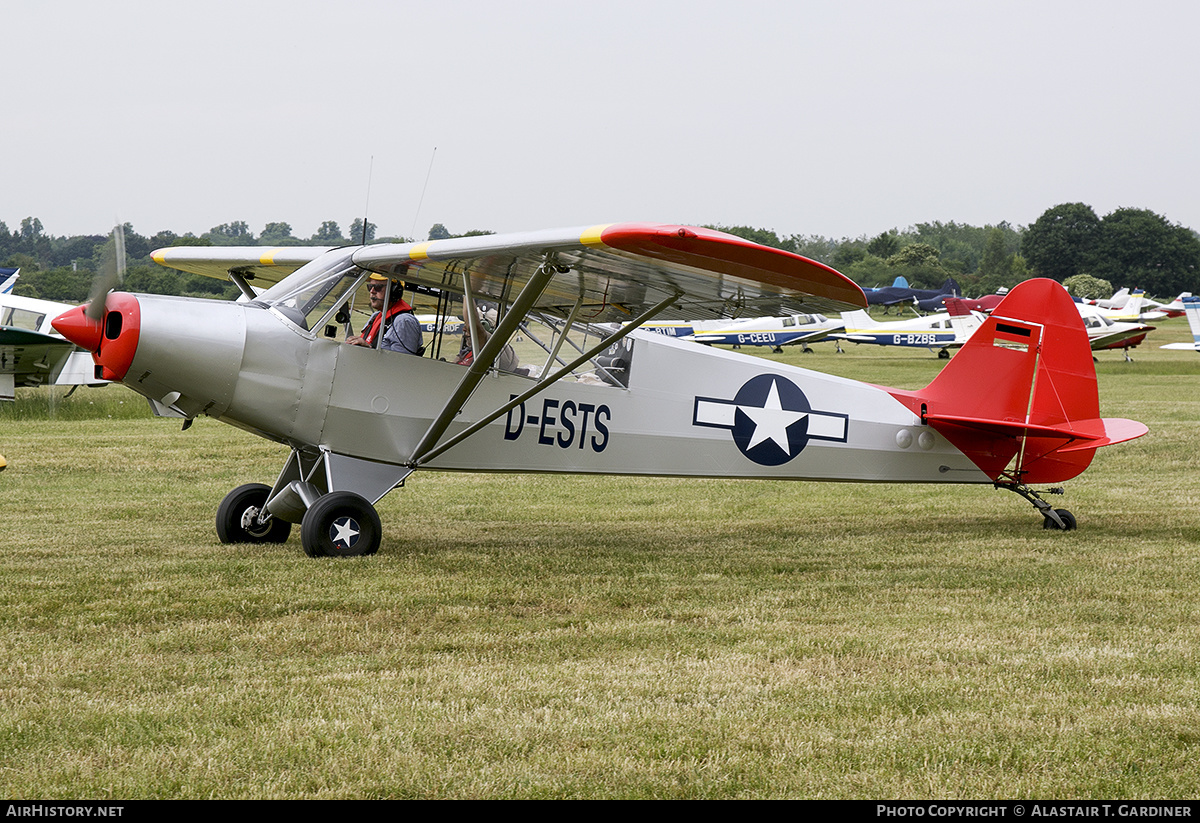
[1,316,1198,798]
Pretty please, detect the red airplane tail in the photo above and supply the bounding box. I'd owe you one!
[890,279,1147,484]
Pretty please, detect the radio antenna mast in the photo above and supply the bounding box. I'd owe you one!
[411,146,437,241]
[360,156,374,245]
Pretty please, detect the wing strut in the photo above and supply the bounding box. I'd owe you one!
[228,271,258,301]
[524,312,625,385]
[538,298,585,377]
[406,260,559,466]
[411,291,681,468]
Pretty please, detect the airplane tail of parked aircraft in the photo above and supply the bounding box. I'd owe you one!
[839,309,878,329]
[942,297,983,340]
[890,279,1147,489]
[1160,295,1200,351]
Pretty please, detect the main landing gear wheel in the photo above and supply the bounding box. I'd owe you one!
[216,483,292,544]
[300,492,382,558]
[937,348,951,359]
[1042,509,1077,531]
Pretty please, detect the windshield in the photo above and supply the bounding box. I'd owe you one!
[256,248,365,331]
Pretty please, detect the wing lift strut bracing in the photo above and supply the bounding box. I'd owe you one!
[259,254,681,533]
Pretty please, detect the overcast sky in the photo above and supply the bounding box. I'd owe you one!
[7,0,1198,243]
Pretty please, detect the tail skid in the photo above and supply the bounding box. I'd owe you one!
[888,279,1147,526]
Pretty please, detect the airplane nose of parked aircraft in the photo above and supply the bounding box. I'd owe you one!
[51,293,141,380]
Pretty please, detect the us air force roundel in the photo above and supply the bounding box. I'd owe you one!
[692,374,849,466]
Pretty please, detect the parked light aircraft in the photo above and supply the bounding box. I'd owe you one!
[0,290,108,400]
[1091,290,1167,324]
[1146,292,1193,318]
[830,299,983,358]
[631,313,842,352]
[684,313,842,352]
[1075,303,1155,359]
[915,291,1006,313]
[53,223,1146,557]
[1085,287,1130,311]
[864,276,960,309]
[1082,287,1177,319]
[1160,296,1200,352]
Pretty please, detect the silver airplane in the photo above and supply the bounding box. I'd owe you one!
[53,223,1146,557]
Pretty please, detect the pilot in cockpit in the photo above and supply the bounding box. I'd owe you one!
[346,273,424,355]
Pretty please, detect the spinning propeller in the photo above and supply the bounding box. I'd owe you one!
[52,224,130,356]
[86,223,127,322]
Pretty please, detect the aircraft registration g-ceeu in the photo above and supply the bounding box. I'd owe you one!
[53,223,1147,558]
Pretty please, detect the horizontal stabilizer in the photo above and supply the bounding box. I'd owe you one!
[924,413,1148,452]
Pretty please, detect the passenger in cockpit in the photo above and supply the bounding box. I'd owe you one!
[455,308,518,372]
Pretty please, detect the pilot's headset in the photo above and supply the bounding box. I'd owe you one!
[365,271,407,304]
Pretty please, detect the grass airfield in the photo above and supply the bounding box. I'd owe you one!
[1,315,1198,799]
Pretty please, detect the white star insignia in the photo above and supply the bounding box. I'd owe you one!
[739,379,809,452]
[331,517,359,546]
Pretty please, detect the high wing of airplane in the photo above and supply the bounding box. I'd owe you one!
[151,245,334,299]
[0,291,107,400]
[864,276,961,308]
[1160,295,1200,352]
[54,222,1145,558]
[830,298,983,358]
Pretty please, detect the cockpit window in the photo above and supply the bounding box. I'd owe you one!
[256,248,365,332]
[1,307,46,332]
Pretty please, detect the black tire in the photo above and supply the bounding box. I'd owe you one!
[1042,508,1078,531]
[938,348,951,359]
[300,492,382,558]
[216,483,291,544]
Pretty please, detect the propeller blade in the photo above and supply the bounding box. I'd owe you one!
[85,224,126,322]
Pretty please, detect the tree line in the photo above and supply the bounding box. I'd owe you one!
[3,206,1197,304]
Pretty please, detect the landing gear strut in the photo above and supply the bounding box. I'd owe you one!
[996,481,1076,530]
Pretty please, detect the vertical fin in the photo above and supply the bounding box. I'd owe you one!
[889,279,1107,482]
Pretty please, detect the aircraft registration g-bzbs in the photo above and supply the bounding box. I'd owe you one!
[52,223,1147,557]
[831,299,984,359]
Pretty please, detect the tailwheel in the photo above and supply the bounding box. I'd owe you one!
[300,491,382,558]
[1042,509,1077,530]
[216,483,292,544]
[996,481,1076,531]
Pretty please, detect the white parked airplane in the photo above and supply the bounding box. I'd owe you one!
[1075,303,1155,359]
[831,299,984,358]
[0,291,108,400]
[630,313,843,352]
